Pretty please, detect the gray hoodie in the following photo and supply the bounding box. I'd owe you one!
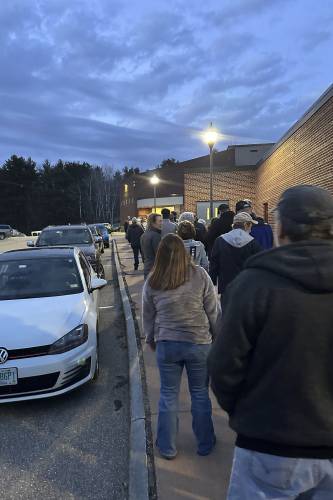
[161,219,177,237]
[183,239,209,271]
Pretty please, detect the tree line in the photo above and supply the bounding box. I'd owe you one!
[0,155,124,235]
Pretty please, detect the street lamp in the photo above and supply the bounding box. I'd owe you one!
[150,174,160,213]
[203,123,219,220]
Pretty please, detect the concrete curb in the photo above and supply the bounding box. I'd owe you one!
[112,239,149,500]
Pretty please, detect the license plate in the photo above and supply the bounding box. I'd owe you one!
[0,368,18,386]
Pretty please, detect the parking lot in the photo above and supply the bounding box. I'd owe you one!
[0,240,129,500]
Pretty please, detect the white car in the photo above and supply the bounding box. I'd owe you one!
[0,247,107,403]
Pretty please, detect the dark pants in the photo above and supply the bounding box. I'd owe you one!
[132,244,143,269]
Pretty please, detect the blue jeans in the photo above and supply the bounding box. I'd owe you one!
[227,447,333,499]
[156,341,215,457]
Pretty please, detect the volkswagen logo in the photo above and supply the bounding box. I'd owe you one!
[0,348,9,364]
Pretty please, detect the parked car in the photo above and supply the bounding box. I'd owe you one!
[0,225,13,240]
[95,224,110,248]
[27,225,105,278]
[88,225,104,254]
[0,247,107,403]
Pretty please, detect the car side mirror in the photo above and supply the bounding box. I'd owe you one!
[26,240,35,247]
[90,277,107,292]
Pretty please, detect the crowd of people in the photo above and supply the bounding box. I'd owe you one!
[124,186,333,499]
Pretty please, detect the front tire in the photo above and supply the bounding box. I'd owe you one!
[0,233,5,240]
[92,331,100,381]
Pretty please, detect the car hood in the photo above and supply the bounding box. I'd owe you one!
[0,294,86,349]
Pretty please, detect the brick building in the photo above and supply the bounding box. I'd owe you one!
[120,162,185,221]
[120,144,272,222]
[185,84,333,221]
[120,83,333,224]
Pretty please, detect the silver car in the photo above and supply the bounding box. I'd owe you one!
[27,225,105,278]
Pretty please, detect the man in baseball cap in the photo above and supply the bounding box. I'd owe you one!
[209,185,333,499]
[235,200,252,214]
[209,211,261,306]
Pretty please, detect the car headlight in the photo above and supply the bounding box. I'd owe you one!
[49,325,88,354]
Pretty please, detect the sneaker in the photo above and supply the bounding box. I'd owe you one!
[157,448,178,460]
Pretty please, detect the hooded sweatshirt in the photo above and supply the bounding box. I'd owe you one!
[208,240,333,458]
[210,228,262,293]
[183,239,209,271]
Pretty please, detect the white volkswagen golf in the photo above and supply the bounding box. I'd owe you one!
[0,247,107,403]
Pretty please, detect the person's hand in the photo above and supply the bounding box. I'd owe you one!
[148,341,156,352]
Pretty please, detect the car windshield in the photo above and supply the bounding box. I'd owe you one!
[0,257,83,300]
[38,228,93,246]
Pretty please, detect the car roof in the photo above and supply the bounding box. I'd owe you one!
[0,247,79,261]
[42,225,90,231]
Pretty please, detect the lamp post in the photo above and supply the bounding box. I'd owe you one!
[203,123,219,220]
[150,174,160,213]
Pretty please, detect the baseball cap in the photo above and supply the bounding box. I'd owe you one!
[233,212,258,225]
[277,185,333,224]
[236,200,251,212]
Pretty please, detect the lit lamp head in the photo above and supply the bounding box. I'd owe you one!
[203,123,219,149]
[150,174,160,185]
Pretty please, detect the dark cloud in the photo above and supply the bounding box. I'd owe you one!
[0,0,332,168]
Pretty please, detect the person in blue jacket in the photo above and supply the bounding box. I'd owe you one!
[251,217,274,250]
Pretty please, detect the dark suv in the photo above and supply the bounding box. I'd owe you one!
[28,225,104,277]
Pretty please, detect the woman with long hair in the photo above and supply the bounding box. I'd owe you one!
[142,234,221,459]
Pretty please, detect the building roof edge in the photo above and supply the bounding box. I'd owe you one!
[257,83,333,167]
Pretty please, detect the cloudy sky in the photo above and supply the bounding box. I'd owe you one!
[1,0,332,169]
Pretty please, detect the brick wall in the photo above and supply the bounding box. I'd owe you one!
[185,168,257,214]
[185,93,333,221]
[256,96,333,223]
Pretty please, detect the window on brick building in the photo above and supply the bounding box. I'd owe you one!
[124,184,128,193]
[263,202,269,223]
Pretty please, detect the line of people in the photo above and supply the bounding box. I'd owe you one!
[126,186,333,499]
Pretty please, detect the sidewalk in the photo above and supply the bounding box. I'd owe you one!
[114,235,235,500]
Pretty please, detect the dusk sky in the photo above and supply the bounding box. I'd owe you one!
[1,0,332,170]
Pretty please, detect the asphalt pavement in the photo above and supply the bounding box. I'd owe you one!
[0,243,130,500]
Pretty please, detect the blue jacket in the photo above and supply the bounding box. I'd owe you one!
[251,223,274,250]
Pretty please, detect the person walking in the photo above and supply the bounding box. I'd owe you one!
[251,216,274,249]
[206,204,235,258]
[210,212,261,305]
[124,217,130,235]
[161,208,177,237]
[143,234,221,459]
[235,200,252,214]
[208,185,333,500]
[126,217,144,270]
[140,213,162,279]
[179,212,207,244]
[170,211,178,223]
[178,220,209,271]
[194,216,207,246]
